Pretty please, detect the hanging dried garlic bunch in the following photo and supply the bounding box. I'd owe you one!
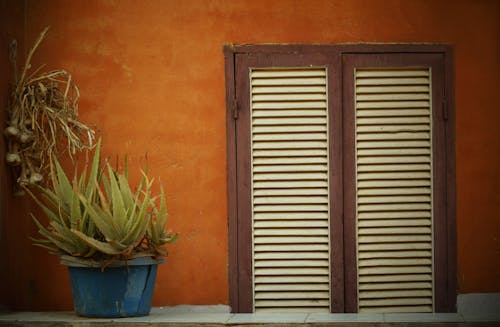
[5,27,95,194]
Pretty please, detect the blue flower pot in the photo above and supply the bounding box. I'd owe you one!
[64,257,163,317]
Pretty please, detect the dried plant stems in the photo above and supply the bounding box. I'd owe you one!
[5,27,95,192]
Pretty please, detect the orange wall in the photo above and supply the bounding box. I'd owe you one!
[0,0,499,310]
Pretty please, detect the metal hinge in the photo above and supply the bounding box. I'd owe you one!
[442,99,448,121]
[232,97,239,120]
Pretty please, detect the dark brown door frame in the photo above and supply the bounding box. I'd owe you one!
[224,44,456,313]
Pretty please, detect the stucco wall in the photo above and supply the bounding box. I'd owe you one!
[0,0,499,310]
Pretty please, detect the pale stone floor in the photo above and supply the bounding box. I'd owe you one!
[1,306,500,326]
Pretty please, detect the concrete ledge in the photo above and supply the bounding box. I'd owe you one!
[458,293,500,321]
[1,306,500,327]
[2,294,500,327]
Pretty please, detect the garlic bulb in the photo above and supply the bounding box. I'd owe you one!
[4,126,19,138]
[6,153,21,166]
[29,173,43,184]
[19,132,34,143]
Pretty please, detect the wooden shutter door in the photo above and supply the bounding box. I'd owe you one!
[227,45,455,314]
[343,53,451,313]
[250,68,331,312]
[231,51,343,313]
[355,67,434,313]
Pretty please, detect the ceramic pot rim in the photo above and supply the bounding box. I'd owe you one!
[61,255,165,268]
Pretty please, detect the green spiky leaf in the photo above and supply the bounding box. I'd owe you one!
[71,229,123,255]
[27,137,177,265]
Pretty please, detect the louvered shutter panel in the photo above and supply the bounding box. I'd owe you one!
[250,68,331,313]
[354,68,434,313]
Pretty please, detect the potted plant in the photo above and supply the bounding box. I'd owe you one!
[26,139,177,317]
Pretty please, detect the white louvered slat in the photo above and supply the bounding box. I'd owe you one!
[252,85,327,94]
[254,165,328,173]
[254,189,328,197]
[255,284,330,291]
[358,251,432,259]
[355,67,433,313]
[356,93,430,101]
[355,70,430,77]
[252,77,327,85]
[251,70,327,78]
[254,228,329,236]
[250,68,330,313]
[356,77,430,85]
[254,125,327,133]
[356,85,430,93]
[255,251,330,260]
[356,101,429,109]
[252,102,327,109]
[254,235,330,244]
[253,109,327,117]
[359,282,432,290]
[357,132,430,141]
[255,276,330,283]
[254,212,329,220]
[254,117,327,126]
[254,196,328,204]
[253,149,328,157]
[253,94,326,101]
[253,141,328,149]
[253,133,327,141]
[254,244,330,252]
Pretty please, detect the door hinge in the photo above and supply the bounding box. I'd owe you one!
[232,97,239,120]
[442,100,448,121]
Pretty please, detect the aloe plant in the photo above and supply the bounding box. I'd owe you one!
[27,139,177,264]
